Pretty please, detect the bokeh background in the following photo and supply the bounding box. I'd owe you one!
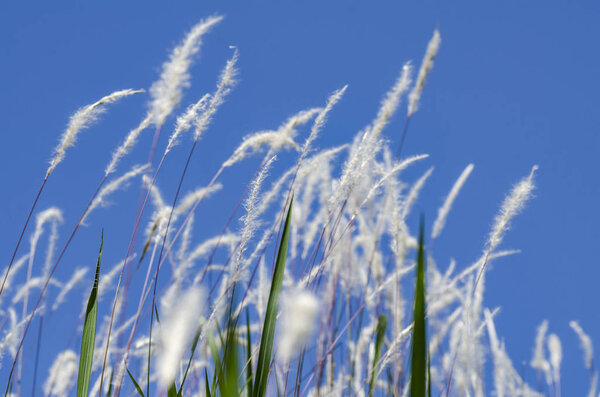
[0,2,598,394]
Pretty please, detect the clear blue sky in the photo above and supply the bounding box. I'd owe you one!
[0,2,598,395]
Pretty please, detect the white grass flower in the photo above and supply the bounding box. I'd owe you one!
[29,208,63,270]
[278,287,319,363]
[174,183,223,216]
[193,48,238,142]
[0,254,29,302]
[569,321,594,370]
[548,333,562,393]
[234,156,277,277]
[98,259,128,301]
[47,89,143,178]
[22,208,62,316]
[487,165,538,252]
[372,63,412,136]
[475,166,537,288]
[432,164,474,240]
[12,277,60,304]
[408,29,441,117]
[157,286,204,387]
[104,116,152,176]
[224,108,321,168]
[149,15,223,126]
[52,267,88,311]
[588,373,598,397]
[299,86,347,162]
[85,164,148,223]
[43,350,78,396]
[402,166,434,219]
[165,93,211,154]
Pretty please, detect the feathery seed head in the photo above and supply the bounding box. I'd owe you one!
[47,88,144,178]
[149,15,223,126]
[157,286,204,387]
[487,165,538,252]
[432,163,474,239]
[165,93,211,154]
[278,287,319,363]
[570,321,594,370]
[44,350,78,396]
[408,29,441,117]
[193,48,239,142]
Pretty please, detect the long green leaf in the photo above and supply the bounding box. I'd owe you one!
[127,368,145,397]
[245,308,254,395]
[252,196,293,397]
[368,314,387,397]
[76,230,103,397]
[204,369,212,397]
[167,382,178,397]
[105,368,114,397]
[222,319,240,397]
[410,217,427,397]
[177,327,202,396]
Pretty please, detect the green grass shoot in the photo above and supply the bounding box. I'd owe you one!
[252,195,293,397]
[76,230,103,397]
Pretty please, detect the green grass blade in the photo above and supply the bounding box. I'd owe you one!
[368,314,387,397]
[245,308,254,396]
[76,230,103,397]
[167,382,178,397]
[222,319,240,397]
[205,369,212,397]
[177,327,202,396]
[127,368,145,397]
[137,220,158,269]
[252,196,293,397]
[105,368,114,397]
[427,354,432,397]
[410,217,427,397]
[207,333,222,394]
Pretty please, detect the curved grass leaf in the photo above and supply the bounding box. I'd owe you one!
[177,327,202,396]
[127,368,145,397]
[252,195,293,397]
[410,217,427,397]
[368,314,387,397]
[76,230,103,397]
[245,309,254,394]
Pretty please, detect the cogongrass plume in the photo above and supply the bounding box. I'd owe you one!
[148,15,223,127]
[47,89,144,178]
[408,29,441,118]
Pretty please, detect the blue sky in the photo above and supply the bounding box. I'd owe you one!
[0,1,599,395]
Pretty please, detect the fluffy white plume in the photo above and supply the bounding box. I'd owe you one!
[193,49,238,141]
[488,165,538,252]
[52,267,88,311]
[85,164,148,223]
[44,350,78,396]
[569,321,594,370]
[165,93,211,154]
[149,15,223,126]
[105,116,151,176]
[432,163,474,239]
[47,89,143,178]
[372,63,412,137]
[157,286,204,387]
[475,166,537,289]
[408,29,441,117]
[548,333,562,392]
[234,155,277,280]
[298,86,348,163]
[224,108,321,168]
[278,287,319,363]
